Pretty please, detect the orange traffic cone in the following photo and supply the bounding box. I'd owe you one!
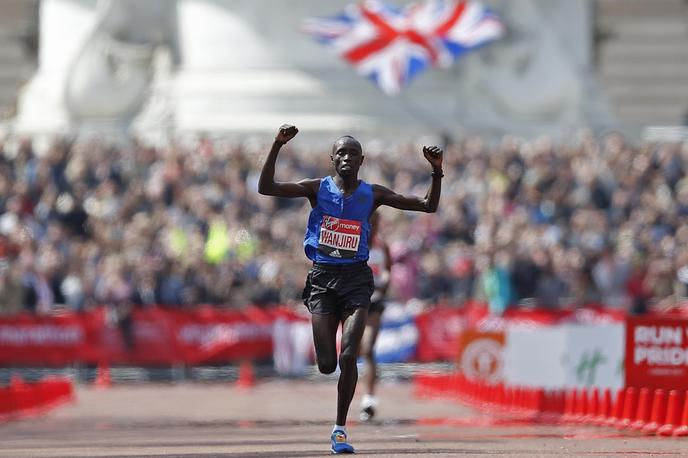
[574,388,589,423]
[563,388,577,423]
[235,360,255,389]
[673,390,688,437]
[616,387,637,429]
[641,389,666,435]
[606,388,626,427]
[658,390,682,436]
[630,387,652,430]
[594,388,612,425]
[94,361,112,389]
[583,387,599,424]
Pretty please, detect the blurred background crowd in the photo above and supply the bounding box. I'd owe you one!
[1,131,687,317]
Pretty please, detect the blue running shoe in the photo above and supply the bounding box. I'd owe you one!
[330,430,355,454]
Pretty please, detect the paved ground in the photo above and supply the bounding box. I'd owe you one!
[1,380,687,457]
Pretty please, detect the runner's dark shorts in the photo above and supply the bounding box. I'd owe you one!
[369,298,386,315]
[302,261,374,316]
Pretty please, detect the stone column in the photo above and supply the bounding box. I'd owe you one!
[14,0,96,134]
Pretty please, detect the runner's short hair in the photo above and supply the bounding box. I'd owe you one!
[332,135,361,153]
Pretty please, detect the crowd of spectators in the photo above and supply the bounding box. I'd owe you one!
[1,131,688,317]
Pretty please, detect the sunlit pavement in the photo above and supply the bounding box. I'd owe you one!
[1,381,687,457]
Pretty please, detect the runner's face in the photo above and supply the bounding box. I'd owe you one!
[331,138,363,177]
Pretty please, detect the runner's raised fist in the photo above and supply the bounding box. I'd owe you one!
[276,124,298,144]
[422,145,443,169]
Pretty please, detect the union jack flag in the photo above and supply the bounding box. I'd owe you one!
[302,0,505,95]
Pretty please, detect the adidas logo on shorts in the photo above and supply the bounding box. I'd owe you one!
[330,249,342,258]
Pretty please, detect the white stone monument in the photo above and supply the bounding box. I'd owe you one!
[13,0,612,142]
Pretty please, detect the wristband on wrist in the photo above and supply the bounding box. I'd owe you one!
[431,169,444,178]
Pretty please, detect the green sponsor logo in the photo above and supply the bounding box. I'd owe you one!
[575,349,607,386]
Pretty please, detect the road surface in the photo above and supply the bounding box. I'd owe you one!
[1,380,687,457]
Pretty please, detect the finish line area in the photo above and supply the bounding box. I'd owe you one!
[1,380,685,457]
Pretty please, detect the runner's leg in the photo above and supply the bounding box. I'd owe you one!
[311,313,340,374]
[336,307,368,425]
[360,310,382,397]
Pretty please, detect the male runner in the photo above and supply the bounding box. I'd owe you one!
[258,124,443,454]
[359,211,392,422]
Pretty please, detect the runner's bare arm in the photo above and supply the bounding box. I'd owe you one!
[258,124,319,202]
[377,240,393,295]
[373,145,443,212]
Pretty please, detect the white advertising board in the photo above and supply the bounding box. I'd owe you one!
[504,323,624,389]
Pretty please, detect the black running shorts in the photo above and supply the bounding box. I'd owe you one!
[369,299,386,315]
[302,261,374,316]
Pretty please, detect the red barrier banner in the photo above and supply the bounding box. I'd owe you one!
[171,307,276,365]
[626,316,688,390]
[0,303,628,367]
[0,312,102,365]
[96,308,180,365]
[415,306,466,362]
[0,306,297,366]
